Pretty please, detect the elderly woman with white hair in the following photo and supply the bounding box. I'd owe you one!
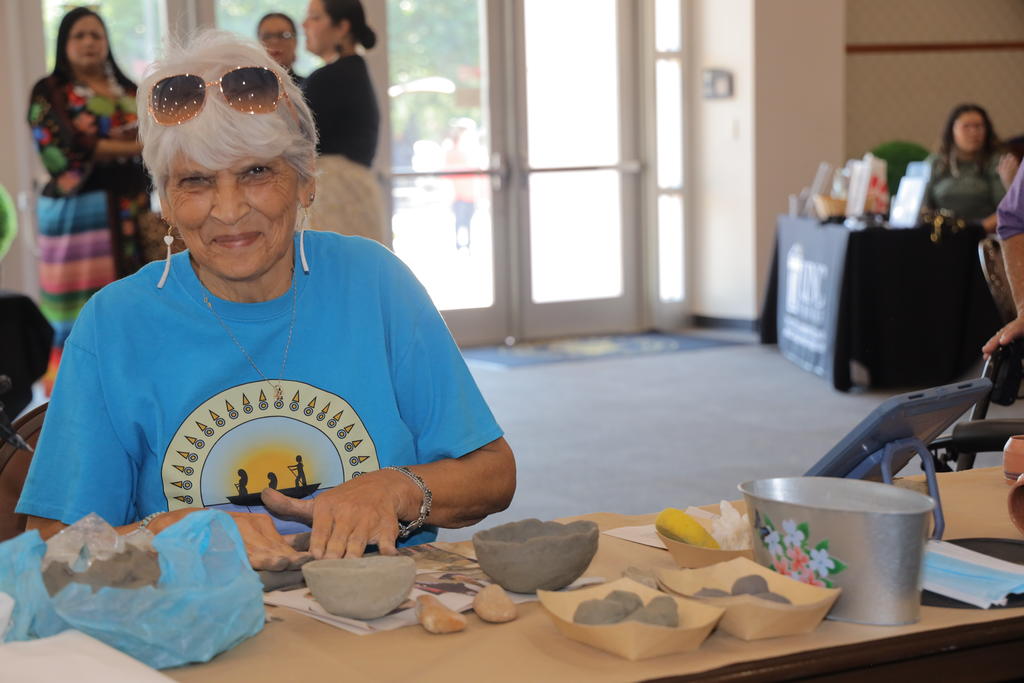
[17,31,516,570]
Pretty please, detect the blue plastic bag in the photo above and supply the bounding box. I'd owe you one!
[0,509,264,669]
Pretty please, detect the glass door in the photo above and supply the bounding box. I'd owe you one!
[381,0,642,346]
[516,0,641,339]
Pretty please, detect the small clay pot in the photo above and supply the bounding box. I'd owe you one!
[1008,474,1024,536]
[1004,436,1024,485]
[472,518,599,593]
[302,556,416,620]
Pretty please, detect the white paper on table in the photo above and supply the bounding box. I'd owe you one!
[602,524,666,549]
[264,577,603,635]
[0,630,172,683]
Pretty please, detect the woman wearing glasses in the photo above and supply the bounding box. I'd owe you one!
[924,103,1019,233]
[301,0,385,244]
[17,31,516,570]
[27,7,151,385]
[258,12,305,87]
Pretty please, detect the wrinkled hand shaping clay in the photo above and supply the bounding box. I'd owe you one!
[417,594,467,634]
[301,556,415,620]
[572,591,680,627]
[628,595,679,627]
[41,545,160,596]
[472,519,599,593]
[622,566,659,590]
[473,584,517,623]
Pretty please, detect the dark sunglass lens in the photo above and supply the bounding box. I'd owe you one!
[150,75,205,125]
[221,67,280,114]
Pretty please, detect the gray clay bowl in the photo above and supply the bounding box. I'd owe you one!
[472,518,599,593]
[301,556,416,620]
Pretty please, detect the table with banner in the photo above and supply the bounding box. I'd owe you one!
[759,215,1001,391]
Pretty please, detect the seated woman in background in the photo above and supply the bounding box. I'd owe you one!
[16,31,516,569]
[924,103,1019,232]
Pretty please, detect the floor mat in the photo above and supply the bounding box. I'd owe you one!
[462,332,745,368]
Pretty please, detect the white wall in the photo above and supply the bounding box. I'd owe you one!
[686,0,756,320]
[686,0,845,320]
[0,0,46,298]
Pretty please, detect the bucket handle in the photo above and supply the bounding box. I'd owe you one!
[879,437,944,539]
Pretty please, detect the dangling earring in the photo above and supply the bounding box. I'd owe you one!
[299,194,313,274]
[156,221,175,289]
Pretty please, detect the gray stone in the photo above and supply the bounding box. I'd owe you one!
[573,598,630,625]
[604,590,643,613]
[302,556,416,620]
[731,574,770,595]
[754,591,792,604]
[694,587,731,598]
[628,596,679,627]
[472,519,599,593]
[622,566,658,590]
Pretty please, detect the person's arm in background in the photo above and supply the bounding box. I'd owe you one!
[981,154,1021,233]
[982,161,1024,356]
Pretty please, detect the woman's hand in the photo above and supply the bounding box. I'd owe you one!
[999,153,1020,190]
[983,316,1024,359]
[147,508,312,571]
[261,468,416,559]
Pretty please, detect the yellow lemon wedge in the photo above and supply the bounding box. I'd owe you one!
[655,508,720,549]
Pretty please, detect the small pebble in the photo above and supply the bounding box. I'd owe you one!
[622,566,659,590]
[694,587,730,598]
[753,591,791,604]
[416,595,467,634]
[604,590,643,614]
[473,584,517,623]
[573,598,630,625]
[731,574,770,595]
[629,596,679,627]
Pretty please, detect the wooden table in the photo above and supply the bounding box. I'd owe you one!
[167,468,1024,682]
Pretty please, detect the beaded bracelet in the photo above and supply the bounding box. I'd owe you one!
[384,466,433,539]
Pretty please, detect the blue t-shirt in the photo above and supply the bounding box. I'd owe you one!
[17,232,503,545]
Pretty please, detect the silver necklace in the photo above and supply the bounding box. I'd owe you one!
[203,280,297,402]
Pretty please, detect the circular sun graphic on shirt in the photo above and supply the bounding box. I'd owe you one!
[160,380,378,513]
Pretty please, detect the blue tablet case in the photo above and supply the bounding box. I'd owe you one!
[804,378,992,538]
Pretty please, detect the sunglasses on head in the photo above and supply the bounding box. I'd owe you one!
[149,66,297,126]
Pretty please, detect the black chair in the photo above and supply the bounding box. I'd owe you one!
[930,341,1024,472]
[0,402,46,542]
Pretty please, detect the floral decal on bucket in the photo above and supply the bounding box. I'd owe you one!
[757,513,847,588]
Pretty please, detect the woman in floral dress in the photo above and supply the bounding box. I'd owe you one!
[28,7,150,386]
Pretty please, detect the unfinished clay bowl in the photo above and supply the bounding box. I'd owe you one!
[472,518,599,593]
[301,556,415,620]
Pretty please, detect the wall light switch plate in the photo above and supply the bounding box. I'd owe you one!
[702,69,733,99]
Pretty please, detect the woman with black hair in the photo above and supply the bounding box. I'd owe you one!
[27,7,151,384]
[924,103,1019,232]
[302,0,385,244]
[258,12,305,86]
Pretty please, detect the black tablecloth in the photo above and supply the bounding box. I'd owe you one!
[760,216,1001,391]
[0,291,53,419]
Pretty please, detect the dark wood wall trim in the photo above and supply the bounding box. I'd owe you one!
[847,41,1024,54]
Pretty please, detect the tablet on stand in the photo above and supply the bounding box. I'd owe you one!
[804,378,993,539]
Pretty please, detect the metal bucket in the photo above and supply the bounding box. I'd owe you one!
[739,477,934,626]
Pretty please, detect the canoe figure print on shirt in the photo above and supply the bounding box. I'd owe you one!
[160,380,378,531]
